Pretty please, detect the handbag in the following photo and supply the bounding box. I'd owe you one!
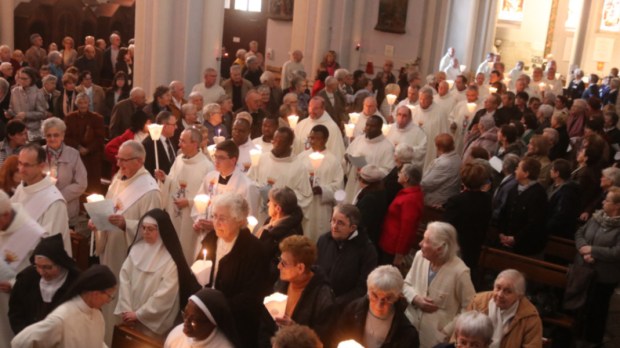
[562,262,595,310]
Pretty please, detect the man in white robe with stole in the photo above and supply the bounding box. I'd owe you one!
[248,127,312,226]
[156,128,213,265]
[297,125,343,241]
[344,115,394,203]
[0,190,45,347]
[11,143,71,255]
[353,96,386,138]
[93,139,160,344]
[449,86,483,155]
[412,87,450,171]
[294,96,345,159]
[386,105,427,166]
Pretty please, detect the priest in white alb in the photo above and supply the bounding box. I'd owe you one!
[231,116,258,172]
[297,124,343,241]
[433,81,457,116]
[438,47,455,72]
[353,96,386,138]
[450,86,483,154]
[386,105,427,165]
[11,143,71,255]
[412,87,450,171]
[0,190,45,347]
[248,127,312,225]
[344,115,394,203]
[155,128,213,265]
[293,96,345,159]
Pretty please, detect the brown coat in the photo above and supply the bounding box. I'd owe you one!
[466,291,543,348]
[64,111,106,193]
[76,84,107,118]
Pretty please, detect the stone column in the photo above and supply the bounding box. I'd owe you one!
[347,0,365,71]
[0,0,14,49]
[568,0,591,75]
[310,0,331,79]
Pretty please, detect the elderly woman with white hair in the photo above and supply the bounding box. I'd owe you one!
[336,265,420,347]
[403,221,475,348]
[42,117,87,221]
[197,192,269,348]
[466,269,542,348]
[567,99,587,138]
[203,103,228,145]
[435,311,494,348]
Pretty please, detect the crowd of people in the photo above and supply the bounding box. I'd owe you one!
[0,32,618,348]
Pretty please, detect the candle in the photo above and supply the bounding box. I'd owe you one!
[250,148,262,167]
[381,123,390,136]
[459,64,466,72]
[337,340,364,348]
[334,190,346,203]
[213,136,225,144]
[202,249,207,260]
[385,94,397,105]
[309,152,325,171]
[345,123,355,138]
[446,79,454,89]
[217,129,221,137]
[287,115,299,129]
[206,144,217,158]
[86,194,105,203]
[147,124,163,140]
[489,86,497,94]
[263,292,288,319]
[348,112,360,124]
[191,255,213,287]
[247,216,258,232]
[538,82,546,91]
[466,102,477,113]
[193,194,210,215]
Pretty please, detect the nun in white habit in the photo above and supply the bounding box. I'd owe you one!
[115,209,200,335]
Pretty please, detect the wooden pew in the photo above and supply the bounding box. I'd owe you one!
[544,236,576,265]
[477,246,574,329]
[111,324,165,348]
[70,231,90,271]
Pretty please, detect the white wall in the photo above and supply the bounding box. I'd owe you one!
[580,0,620,76]
[264,19,292,68]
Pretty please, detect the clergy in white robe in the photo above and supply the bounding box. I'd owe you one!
[344,116,394,203]
[544,70,563,96]
[387,105,427,165]
[450,75,468,104]
[394,85,420,117]
[251,116,278,154]
[248,127,312,224]
[353,96,387,138]
[528,67,545,100]
[93,140,160,344]
[297,125,344,241]
[0,195,45,348]
[294,97,345,159]
[12,144,71,256]
[476,53,495,77]
[507,61,524,91]
[438,47,455,72]
[115,210,200,335]
[449,87,483,154]
[231,118,258,172]
[164,288,240,348]
[412,88,450,171]
[433,81,457,116]
[443,57,461,81]
[156,129,214,265]
[11,264,117,348]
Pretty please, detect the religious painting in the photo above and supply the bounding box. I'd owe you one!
[268,0,294,21]
[600,0,620,32]
[374,0,408,34]
[498,0,524,22]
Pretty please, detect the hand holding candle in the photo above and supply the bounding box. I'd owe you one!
[193,194,210,217]
[191,249,212,287]
[147,124,164,171]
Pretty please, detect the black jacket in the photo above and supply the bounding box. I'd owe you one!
[549,126,570,161]
[383,166,404,207]
[200,228,270,348]
[546,181,581,239]
[142,136,176,176]
[356,187,387,245]
[334,297,420,348]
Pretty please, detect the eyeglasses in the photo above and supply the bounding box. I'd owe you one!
[181,310,208,327]
[368,291,397,305]
[141,225,158,233]
[278,256,295,268]
[116,156,138,163]
[100,290,115,301]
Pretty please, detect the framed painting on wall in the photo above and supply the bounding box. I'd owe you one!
[600,0,620,32]
[374,0,408,34]
[498,0,524,22]
[269,0,294,21]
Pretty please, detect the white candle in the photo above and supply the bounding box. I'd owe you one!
[206,144,217,158]
[191,258,213,287]
[460,64,466,72]
[202,249,207,261]
[213,136,225,144]
[309,152,324,171]
[489,86,498,94]
[287,115,299,129]
[337,340,364,348]
[247,216,258,233]
[345,123,355,138]
[250,148,262,167]
[147,124,163,140]
[382,123,390,136]
[466,102,477,113]
[263,292,288,319]
[348,112,360,124]
[446,79,454,89]
[538,82,546,91]
[86,194,105,203]
[193,194,210,215]
[385,94,397,105]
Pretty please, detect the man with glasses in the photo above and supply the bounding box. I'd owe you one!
[142,110,178,176]
[12,143,71,255]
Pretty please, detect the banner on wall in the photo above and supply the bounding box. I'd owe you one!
[601,0,620,32]
[498,0,524,22]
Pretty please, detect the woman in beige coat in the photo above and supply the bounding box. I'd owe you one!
[403,221,476,348]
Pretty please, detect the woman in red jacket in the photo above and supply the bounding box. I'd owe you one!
[379,164,424,267]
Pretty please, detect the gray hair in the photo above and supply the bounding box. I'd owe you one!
[542,127,559,145]
[212,192,249,224]
[182,128,202,145]
[0,62,12,71]
[420,87,434,98]
[324,76,337,86]
[572,99,588,112]
[260,71,274,84]
[367,265,404,295]
[0,190,10,215]
[283,92,298,104]
[42,75,57,85]
[333,204,361,227]
[230,65,242,74]
[181,103,197,116]
[496,269,526,296]
[543,92,556,105]
[188,91,203,102]
[47,50,61,63]
[119,140,146,160]
[603,166,620,187]
[502,153,520,175]
[203,103,221,120]
[454,311,494,345]
[394,143,414,163]
[75,92,90,102]
[538,104,554,119]
[42,117,66,134]
[334,68,349,81]
[401,164,422,186]
[129,87,145,98]
[268,186,298,215]
[478,115,495,132]
[426,221,459,262]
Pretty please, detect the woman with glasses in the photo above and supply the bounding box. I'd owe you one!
[164,288,241,348]
[259,235,334,347]
[115,208,199,335]
[335,265,420,348]
[11,264,117,348]
[8,234,81,335]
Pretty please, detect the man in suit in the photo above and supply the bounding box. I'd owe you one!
[317,76,346,128]
[100,33,121,87]
[77,36,103,72]
[142,111,177,176]
[238,89,268,139]
[40,75,61,118]
[75,71,106,117]
[221,65,253,111]
[24,34,46,71]
[74,45,101,84]
[109,87,147,138]
[168,80,186,121]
